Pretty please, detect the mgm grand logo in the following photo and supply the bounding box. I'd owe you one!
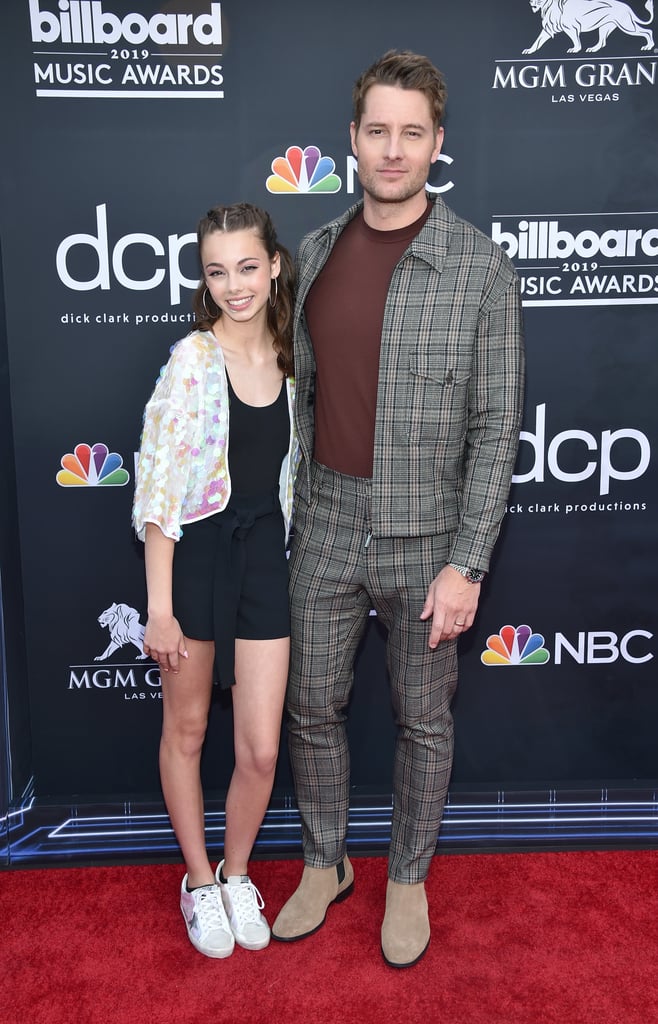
[494,0,656,98]
[523,0,654,53]
[68,602,162,700]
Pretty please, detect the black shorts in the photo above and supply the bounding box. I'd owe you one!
[171,493,290,685]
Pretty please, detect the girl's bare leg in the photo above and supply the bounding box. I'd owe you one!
[222,636,289,876]
[159,638,215,886]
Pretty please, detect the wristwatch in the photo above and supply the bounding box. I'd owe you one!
[448,562,486,584]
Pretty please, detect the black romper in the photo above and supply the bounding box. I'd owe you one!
[171,372,291,688]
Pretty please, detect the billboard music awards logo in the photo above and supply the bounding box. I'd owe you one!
[68,602,162,700]
[492,212,658,306]
[493,0,656,103]
[481,623,653,665]
[29,0,224,99]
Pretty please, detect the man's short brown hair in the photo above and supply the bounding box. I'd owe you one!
[352,50,448,130]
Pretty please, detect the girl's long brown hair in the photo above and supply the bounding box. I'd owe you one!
[192,203,295,377]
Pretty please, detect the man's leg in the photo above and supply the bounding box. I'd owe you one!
[387,617,457,885]
[272,464,372,941]
[369,533,458,966]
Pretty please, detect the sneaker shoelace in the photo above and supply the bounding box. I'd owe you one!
[228,881,265,923]
[194,886,229,932]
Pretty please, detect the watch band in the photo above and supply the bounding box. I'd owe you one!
[448,562,486,584]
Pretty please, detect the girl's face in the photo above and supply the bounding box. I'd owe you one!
[202,227,279,328]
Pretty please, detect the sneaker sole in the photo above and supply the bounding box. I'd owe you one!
[233,933,271,951]
[187,931,235,959]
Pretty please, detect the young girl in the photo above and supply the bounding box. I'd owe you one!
[132,203,298,958]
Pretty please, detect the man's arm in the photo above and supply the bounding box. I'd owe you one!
[423,265,525,645]
[450,269,525,571]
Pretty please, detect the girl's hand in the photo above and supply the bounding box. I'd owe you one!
[143,615,188,673]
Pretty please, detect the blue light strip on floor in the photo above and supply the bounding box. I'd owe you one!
[5,790,658,864]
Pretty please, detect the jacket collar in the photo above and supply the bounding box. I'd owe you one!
[311,193,454,272]
[296,194,455,327]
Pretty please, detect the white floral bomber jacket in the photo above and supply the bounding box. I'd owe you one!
[132,330,299,543]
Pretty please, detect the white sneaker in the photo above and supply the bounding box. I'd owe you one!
[179,875,235,958]
[216,860,271,950]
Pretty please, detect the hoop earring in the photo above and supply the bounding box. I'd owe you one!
[202,287,216,319]
[269,278,278,308]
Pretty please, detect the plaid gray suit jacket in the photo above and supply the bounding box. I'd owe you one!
[293,194,525,573]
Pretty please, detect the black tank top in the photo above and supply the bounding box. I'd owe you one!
[226,372,290,495]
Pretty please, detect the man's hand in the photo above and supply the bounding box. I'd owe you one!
[420,564,481,648]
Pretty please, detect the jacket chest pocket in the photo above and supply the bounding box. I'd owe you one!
[405,353,471,444]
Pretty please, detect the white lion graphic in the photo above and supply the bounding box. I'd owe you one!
[523,0,654,53]
[95,602,148,661]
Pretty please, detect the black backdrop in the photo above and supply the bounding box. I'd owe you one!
[1,0,656,864]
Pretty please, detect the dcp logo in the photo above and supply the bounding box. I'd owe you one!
[513,404,651,495]
[55,204,197,305]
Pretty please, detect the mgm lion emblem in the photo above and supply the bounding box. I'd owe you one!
[523,0,654,53]
[95,602,148,661]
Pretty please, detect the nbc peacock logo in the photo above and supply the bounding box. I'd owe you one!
[266,145,342,194]
[56,442,130,487]
[481,624,551,666]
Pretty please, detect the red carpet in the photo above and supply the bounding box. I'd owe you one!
[2,850,658,1024]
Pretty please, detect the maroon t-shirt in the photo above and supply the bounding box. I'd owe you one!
[305,203,432,477]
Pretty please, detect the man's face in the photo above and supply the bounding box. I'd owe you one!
[350,84,444,207]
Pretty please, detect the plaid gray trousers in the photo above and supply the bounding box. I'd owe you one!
[286,462,458,884]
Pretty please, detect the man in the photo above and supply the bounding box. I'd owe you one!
[271,50,525,967]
